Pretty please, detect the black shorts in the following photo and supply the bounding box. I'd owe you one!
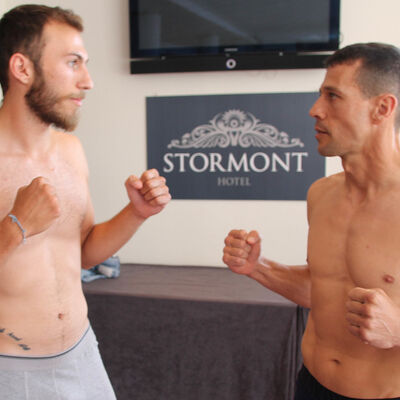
[294,365,400,400]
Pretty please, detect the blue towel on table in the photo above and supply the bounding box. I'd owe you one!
[81,256,120,283]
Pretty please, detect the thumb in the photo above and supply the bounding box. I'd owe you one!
[125,175,143,191]
[246,230,261,264]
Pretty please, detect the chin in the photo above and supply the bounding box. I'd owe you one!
[317,146,337,157]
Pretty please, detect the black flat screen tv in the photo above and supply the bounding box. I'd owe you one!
[129,0,341,74]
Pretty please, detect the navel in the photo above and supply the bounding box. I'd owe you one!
[383,274,395,284]
[58,313,64,320]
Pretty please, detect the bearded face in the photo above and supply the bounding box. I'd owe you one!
[25,63,83,132]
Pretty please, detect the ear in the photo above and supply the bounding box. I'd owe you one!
[8,53,34,86]
[372,94,398,125]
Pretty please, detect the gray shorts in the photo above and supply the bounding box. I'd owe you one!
[0,325,116,400]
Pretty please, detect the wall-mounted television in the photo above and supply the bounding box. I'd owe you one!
[129,0,341,74]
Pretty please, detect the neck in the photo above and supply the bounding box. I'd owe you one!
[341,127,400,199]
[0,93,54,157]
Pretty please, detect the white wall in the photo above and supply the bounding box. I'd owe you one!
[2,0,400,267]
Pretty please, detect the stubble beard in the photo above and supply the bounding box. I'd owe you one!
[317,141,343,158]
[25,66,80,132]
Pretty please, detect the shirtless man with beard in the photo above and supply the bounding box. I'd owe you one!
[223,43,400,399]
[0,5,170,399]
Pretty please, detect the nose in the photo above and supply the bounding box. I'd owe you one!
[309,96,324,120]
[78,64,94,91]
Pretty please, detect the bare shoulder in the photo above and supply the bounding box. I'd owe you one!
[308,172,344,201]
[52,130,89,176]
[53,130,85,154]
[306,172,344,220]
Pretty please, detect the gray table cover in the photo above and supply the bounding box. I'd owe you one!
[84,264,307,400]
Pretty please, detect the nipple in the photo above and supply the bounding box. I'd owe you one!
[383,274,395,284]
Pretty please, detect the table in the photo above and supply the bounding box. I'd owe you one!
[83,264,307,400]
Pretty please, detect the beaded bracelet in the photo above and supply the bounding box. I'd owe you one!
[8,214,26,244]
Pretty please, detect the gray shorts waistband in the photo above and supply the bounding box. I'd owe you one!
[0,324,95,371]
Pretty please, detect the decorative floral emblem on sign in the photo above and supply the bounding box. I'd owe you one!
[167,109,304,149]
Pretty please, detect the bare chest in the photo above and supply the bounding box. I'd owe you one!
[0,156,88,236]
[308,198,400,297]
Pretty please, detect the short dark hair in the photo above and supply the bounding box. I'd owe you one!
[0,4,83,94]
[326,43,400,128]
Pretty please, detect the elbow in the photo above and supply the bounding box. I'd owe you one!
[81,250,96,270]
[300,298,311,309]
[296,284,311,309]
[81,258,93,270]
[301,287,312,309]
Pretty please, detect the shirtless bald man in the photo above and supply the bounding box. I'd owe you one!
[0,5,170,399]
[223,43,400,400]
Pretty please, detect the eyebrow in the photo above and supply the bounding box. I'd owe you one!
[319,85,343,95]
[68,52,90,64]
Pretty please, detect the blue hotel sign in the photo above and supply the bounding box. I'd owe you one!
[146,93,325,200]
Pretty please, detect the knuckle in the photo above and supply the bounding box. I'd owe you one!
[359,328,370,342]
[368,292,377,302]
[233,239,244,249]
[39,182,50,193]
[147,188,161,200]
[238,249,248,258]
[144,188,154,198]
[155,194,167,204]
[358,329,367,341]
[363,304,373,317]
[226,249,235,258]
[141,181,151,191]
[244,243,252,253]
[140,172,150,182]
[37,177,48,186]
[143,169,158,180]
[363,318,372,330]
[51,198,60,212]
[148,179,159,189]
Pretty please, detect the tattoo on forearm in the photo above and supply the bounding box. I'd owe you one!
[0,327,31,351]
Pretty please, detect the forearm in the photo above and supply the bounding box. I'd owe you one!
[249,257,311,308]
[81,203,146,269]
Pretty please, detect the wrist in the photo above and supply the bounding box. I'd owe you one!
[248,256,274,279]
[127,203,148,223]
[8,214,26,244]
[247,257,263,278]
[0,215,25,249]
